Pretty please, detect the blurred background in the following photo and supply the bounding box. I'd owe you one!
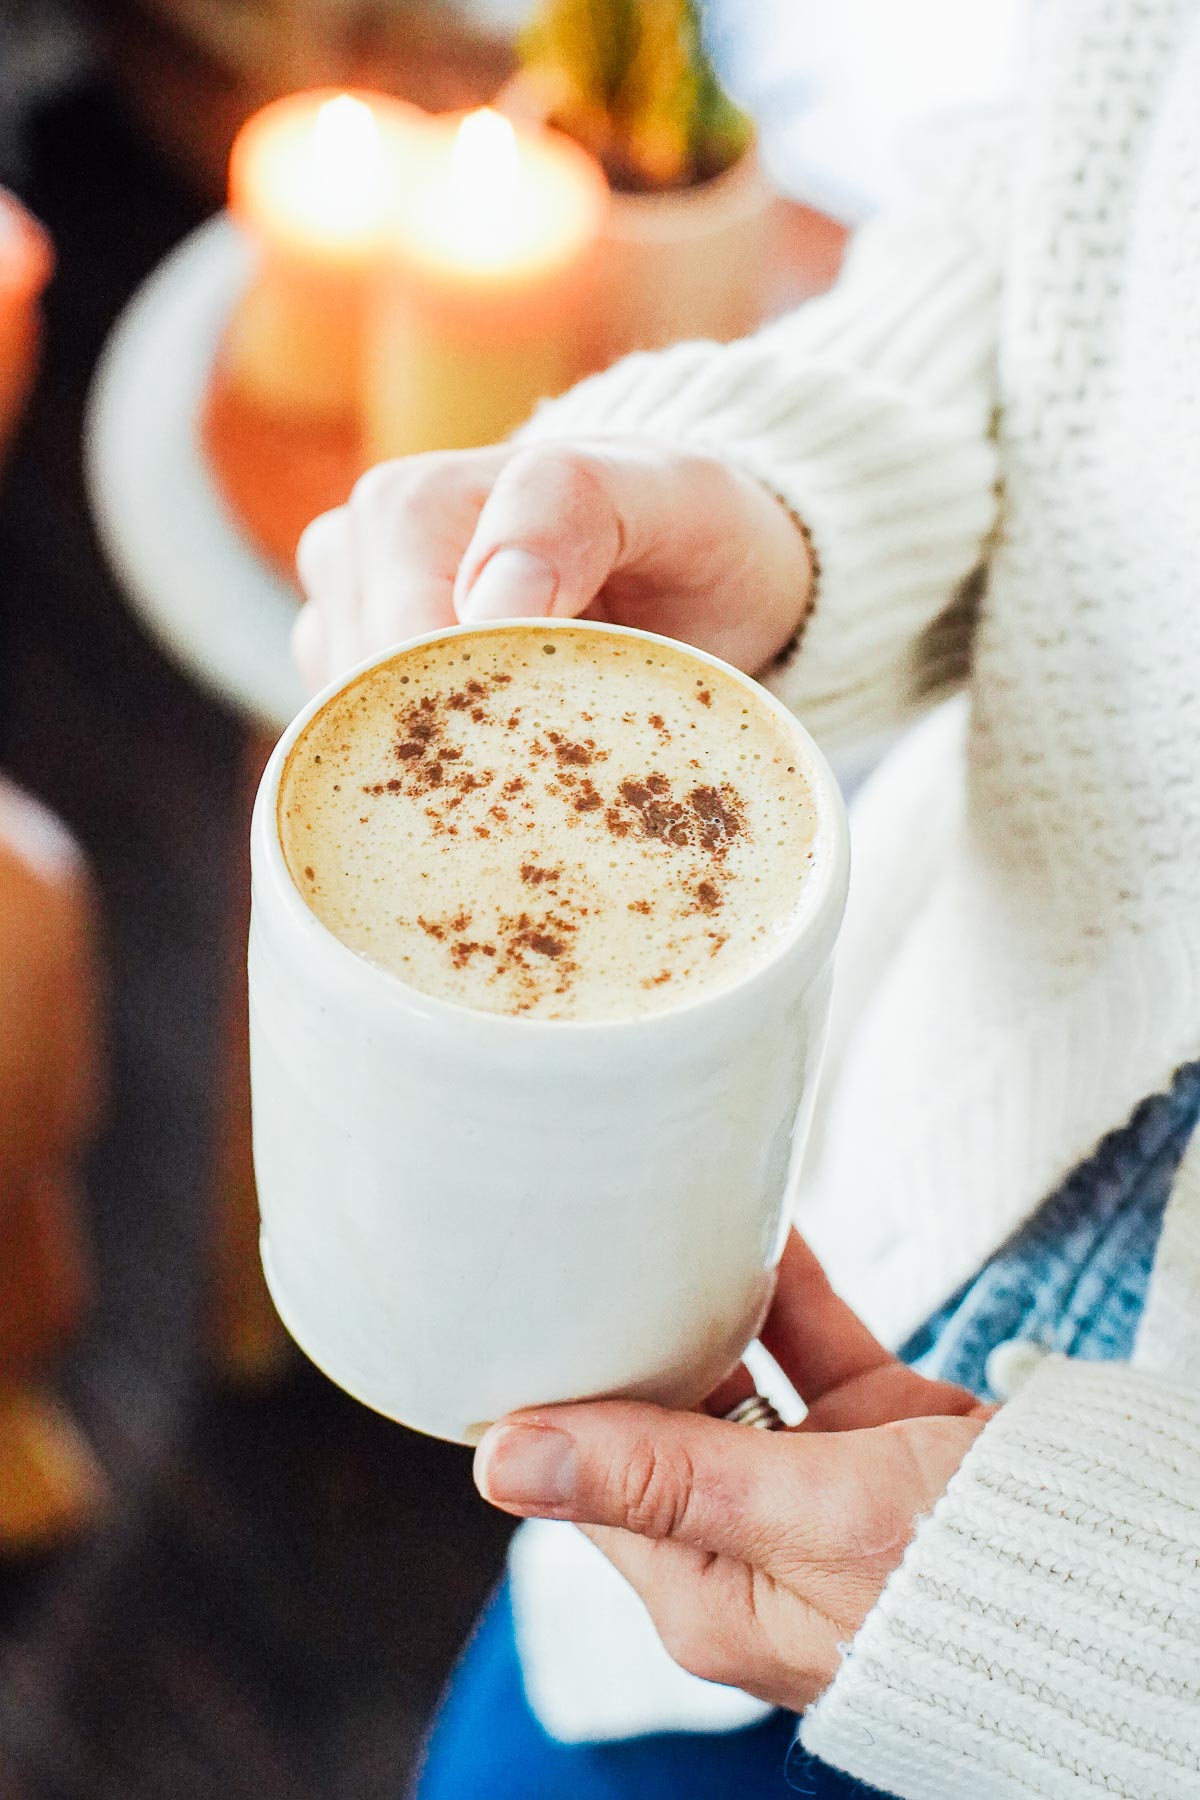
[0,4,1022,1795]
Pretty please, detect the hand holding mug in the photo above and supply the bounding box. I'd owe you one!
[475,1232,994,1711]
[293,439,814,690]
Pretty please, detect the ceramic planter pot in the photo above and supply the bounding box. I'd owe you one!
[588,147,773,369]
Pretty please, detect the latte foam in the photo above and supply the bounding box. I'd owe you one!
[279,626,817,1021]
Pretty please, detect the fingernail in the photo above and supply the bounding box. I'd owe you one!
[474,1424,577,1508]
[461,548,558,622]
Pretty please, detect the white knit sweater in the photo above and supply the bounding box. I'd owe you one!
[505,1,1200,1792]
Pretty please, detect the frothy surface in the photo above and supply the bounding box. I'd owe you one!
[279,627,817,1021]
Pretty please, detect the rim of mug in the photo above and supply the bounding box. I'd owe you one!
[252,617,850,1038]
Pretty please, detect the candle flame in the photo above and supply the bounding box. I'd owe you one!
[314,94,381,167]
[308,94,384,236]
[446,109,521,266]
[452,108,519,190]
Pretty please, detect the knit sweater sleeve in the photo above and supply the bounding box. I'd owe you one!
[515,150,1003,750]
[800,1359,1200,1798]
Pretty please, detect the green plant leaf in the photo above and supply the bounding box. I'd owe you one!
[520,0,752,191]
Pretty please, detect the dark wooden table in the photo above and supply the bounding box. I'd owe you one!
[0,84,513,1800]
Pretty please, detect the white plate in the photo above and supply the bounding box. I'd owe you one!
[85,213,307,735]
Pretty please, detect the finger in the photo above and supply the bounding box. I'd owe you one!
[350,452,504,649]
[296,504,350,606]
[453,445,622,623]
[296,505,363,679]
[765,1232,975,1431]
[703,1362,757,1419]
[578,1522,847,1704]
[762,1230,893,1400]
[577,1520,670,1590]
[473,1399,864,1572]
[800,1360,980,1432]
[291,602,328,693]
[575,1525,764,1693]
[453,440,714,625]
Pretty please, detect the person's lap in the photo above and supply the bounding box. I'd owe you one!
[408,1580,874,1800]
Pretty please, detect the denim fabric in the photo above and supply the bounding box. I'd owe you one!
[899,1059,1200,1389]
[411,1061,1200,1800]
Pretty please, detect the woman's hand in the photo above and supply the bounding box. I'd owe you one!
[473,1233,993,1713]
[293,438,813,691]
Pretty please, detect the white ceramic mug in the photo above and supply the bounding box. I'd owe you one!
[249,620,849,1443]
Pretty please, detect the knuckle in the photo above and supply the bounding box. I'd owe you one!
[349,459,406,515]
[399,450,476,501]
[617,1437,698,1541]
[504,444,609,520]
[351,453,461,517]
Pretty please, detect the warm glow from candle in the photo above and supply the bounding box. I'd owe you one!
[391,110,608,285]
[451,109,519,206]
[225,89,422,415]
[229,90,420,263]
[365,113,607,458]
[307,95,384,238]
[447,110,521,267]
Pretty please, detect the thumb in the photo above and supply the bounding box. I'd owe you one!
[473,1400,874,1571]
[453,443,625,624]
[454,440,713,625]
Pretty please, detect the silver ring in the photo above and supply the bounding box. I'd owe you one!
[722,1394,786,1431]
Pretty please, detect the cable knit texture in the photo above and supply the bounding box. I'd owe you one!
[506,0,1200,1789]
[802,1347,1200,1798]
[518,202,1001,752]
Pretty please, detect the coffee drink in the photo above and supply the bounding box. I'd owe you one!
[253,623,848,1437]
[278,624,817,1021]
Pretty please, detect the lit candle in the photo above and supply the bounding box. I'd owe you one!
[225,90,421,421]
[364,109,608,462]
[0,189,53,465]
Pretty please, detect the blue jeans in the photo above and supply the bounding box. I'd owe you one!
[411,1063,1200,1800]
[410,1581,879,1800]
